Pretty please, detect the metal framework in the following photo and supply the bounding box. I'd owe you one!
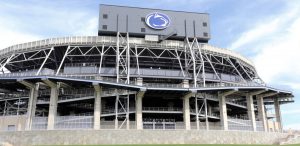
[0,35,293,132]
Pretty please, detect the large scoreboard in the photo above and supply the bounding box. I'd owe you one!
[98,4,210,42]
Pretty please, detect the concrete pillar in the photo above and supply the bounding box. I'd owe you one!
[126,94,130,130]
[257,96,267,132]
[115,92,119,129]
[42,79,59,130]
[26,84,39,130]
[47,86,59,130]
[183,92,193,130]
[136,91,145,130]
[219,95,228,130]
[246,94,256,131]
[93,84,102,130]
[18,80,39,131]
[274,97,282,132]
[218,90,237,131]
[182,79,189,88]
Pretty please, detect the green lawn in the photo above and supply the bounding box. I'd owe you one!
[37,144,300,146]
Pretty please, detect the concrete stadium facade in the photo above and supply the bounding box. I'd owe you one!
[0,4,295,146]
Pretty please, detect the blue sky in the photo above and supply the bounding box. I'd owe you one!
[0,0,299,129]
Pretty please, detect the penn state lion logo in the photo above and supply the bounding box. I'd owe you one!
[145,12,171,30]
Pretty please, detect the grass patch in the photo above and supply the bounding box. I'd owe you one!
[36,144,300,146]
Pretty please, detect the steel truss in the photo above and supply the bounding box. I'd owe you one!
[194,93,209,130]
[0,33,262,86]
[114,90,130,129]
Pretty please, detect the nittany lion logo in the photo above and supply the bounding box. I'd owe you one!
[145,12,171,30]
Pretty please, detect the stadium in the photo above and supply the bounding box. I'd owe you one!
[0,4,296,146]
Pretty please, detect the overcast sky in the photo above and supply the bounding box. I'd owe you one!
[0,0,299,129]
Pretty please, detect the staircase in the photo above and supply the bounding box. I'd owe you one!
[277,131,300,145]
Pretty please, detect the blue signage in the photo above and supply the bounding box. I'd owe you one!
[145,12,171,30]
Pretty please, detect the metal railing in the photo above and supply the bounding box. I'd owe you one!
[142,107,182,112]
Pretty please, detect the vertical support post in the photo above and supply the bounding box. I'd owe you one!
[126,33,130,84]
[43,79,59,130]
[17,96,21,131]
[195,39,206,87]
[183,93,193,130]
[126,94,130,130]
[195,94,199,130]
[257,96,267,132]
[115,90,119,129]
[47,86,59,130]
[274,97,282,132]
[204,94,209,130]
[219,95,228,130]
[134,45,140,76]
[186,38,197,88]
[116,32,120,83]
[93,84,102,130]
[136,91,145,130]
[246,94,256,131]
[18,80,39,131]
[26,84,39,130]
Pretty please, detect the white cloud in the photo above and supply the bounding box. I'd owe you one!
[228,2,300,85]
[0,19,43,49]
[0,1,98,49]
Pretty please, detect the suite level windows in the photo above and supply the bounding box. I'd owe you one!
[102,25,107,30]
[141,17,145,22]
[141,28,146,32]
[103,14,108,19]
[203,32,208,37]
[203,22,207,27]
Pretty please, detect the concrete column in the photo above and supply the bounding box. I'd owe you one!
[18,80,39,131]
[47,86,59,130]
[42,79,59,130]
[93,84,102,130]
[257,96,267,132]
[183,93,193,130]
[274,97,282,132]
[246,94,256,131]
[195,95,199,130]
[115,92,119,129]
[126,94,130,130]
[219,95,228,130]
[26,84,39,130]
[218,90,237,130]
[136,91,145,130]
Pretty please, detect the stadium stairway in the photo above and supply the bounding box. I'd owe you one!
[277,131,300,145]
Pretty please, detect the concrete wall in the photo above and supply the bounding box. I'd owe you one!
[0,116,26,131]
[0,130,288,146]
